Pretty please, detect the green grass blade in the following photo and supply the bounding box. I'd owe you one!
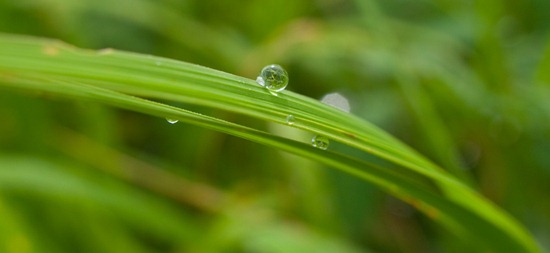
[0,34,540,252]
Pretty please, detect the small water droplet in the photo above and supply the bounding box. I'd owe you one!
[155,61,162,66]
[312,135,329,150]
[321,93,350,112]
[166,118,178,124]
[286,115,295,125]
[257,64,288,92]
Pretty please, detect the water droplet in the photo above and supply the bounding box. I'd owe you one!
[312,135,329,150]
[166,118,178,124]
[257,64,289,92]
[321,93,350,112]
[285,115,295,125]
[155,61,162,66]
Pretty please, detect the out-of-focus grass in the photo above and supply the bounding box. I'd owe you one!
[0,0,549,252]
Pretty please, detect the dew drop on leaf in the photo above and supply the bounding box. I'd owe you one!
[286,115,295,125]
[166,118,178,124]
[312,135,329,150]
[256,64,288,92]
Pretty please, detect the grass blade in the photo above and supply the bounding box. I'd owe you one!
[0,34,540,252]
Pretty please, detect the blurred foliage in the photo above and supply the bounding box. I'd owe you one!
[1,0,550,252]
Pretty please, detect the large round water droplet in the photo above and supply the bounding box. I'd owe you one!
[166,118,178,124]
[312,135,329,150]
[257,64,288,92]
[286,115,295,125]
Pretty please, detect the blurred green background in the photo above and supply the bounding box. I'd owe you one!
[1,0,550,252]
